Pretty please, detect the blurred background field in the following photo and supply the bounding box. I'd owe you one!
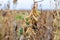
[0,0,60,40]
[0,10,60,40]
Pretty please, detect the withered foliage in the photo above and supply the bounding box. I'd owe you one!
[13,0,17,4]
[0,10,60,40]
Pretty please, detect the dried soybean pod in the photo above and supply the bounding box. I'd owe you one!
[13,0,17,4]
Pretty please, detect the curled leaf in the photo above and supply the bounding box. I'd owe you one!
[26,21,30,25]
[20,28,23,35]
[26,18,29,21]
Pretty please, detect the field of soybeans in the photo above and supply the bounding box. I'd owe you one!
[0,10,60,40]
